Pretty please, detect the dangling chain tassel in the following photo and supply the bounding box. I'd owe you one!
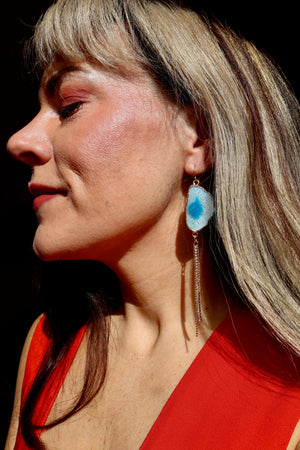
[192,231,201,335]
[186,176,214,335]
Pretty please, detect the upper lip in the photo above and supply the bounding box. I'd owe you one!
[28,183,66,197]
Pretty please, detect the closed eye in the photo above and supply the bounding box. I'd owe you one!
[58,101,83,120]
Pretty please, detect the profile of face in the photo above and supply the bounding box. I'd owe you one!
[7,61,207,264]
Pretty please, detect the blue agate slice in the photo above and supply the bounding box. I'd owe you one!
[186,185,214,232]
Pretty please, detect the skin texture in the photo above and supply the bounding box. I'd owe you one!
[6,61,227,449]
[8,61,200,264]
[7,61,299,449]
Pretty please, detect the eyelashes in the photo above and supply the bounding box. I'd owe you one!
[58,101,83,120]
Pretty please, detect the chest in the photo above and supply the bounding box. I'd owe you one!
[27,311,300,450]
[40,346,199,449]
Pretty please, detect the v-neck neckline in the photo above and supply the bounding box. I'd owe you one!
[140,306,239,448]
[33,305,241,447]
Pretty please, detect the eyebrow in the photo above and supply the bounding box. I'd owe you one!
[40,65,90,98]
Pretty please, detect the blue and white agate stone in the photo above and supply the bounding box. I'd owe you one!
[186,185,214,232]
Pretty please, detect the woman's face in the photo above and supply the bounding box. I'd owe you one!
[7,61,190,263]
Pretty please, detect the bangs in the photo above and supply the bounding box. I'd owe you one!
[30,0,138,75]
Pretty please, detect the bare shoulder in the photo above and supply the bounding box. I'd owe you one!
[5,314,44,450]
[287,419,300,450]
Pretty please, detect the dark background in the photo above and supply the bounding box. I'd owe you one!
[1,1,298,446]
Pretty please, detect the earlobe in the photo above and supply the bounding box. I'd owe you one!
[184,138,214,176]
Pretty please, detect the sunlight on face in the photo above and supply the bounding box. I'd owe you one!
[7,62,189,263]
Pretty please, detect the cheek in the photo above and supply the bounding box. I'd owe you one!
[54,93,184,227]
[65,102,170,177]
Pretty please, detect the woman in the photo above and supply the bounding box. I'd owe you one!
[6,0,300,448]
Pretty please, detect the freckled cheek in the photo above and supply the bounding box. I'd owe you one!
[55,113,128,170]
[56,102,169,188]
[85,117,130,158]
[77,109,155,168]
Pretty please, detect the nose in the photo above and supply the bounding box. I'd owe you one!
[7,111,53,167]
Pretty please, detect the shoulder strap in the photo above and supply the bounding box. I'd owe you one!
[20,315,50,408]
[15,315,87,448]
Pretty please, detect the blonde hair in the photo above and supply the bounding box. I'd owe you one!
[31,0,300,353]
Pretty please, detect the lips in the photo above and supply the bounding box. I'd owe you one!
[29,183,66,211]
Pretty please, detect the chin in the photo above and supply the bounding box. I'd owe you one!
[33,235,100,262]
[32,226,129,263]
[33,243,62,262]
[33,236,77,262]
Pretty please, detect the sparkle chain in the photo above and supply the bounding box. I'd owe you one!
[193,231,201,334]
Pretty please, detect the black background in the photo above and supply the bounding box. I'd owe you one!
[0,1,298,446]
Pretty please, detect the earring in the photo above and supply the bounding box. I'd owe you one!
[186,177,214,332]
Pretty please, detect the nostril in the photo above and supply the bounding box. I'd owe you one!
[7,131,52,167]
[11,151,48,167]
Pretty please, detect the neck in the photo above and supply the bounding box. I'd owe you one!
[107,222,230,351]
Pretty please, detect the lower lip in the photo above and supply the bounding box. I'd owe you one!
[33,193,63,211]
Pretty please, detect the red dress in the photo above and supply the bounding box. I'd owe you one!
[15,306,300,449]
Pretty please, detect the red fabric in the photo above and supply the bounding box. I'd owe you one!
[15,308,300,449]
[15,316,87,449]
[141,307,300,449]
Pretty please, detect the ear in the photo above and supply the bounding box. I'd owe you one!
[178,107,214,176]
[184,138,214,176]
